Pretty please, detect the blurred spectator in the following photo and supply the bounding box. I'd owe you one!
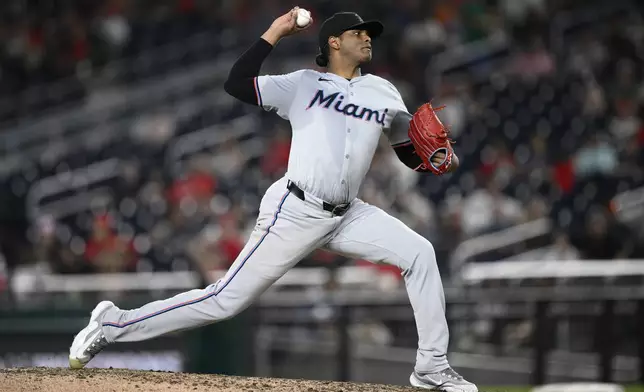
[131,110,177,147]
[609,98,641,151]
[167,155,217,214]
[569,32,608,74]
[0,253,7,292]
[435,206,465,275]
[506,37,555,79]
[604,19,640,75]
[521,135,550,185]
[65,11,91,65]
[213,212,245,269]
[607,60,639,103]
[350,318,394,346]
[84,214,137,273]
[395,191,436,241]
[188,222,226,273]
[572,133,618,178]
[479,141,516,188]
[31,214,87,274]
[540,232,581,261]
[402,14,447,53]
[435,81,472,139]
[617,132,644,179]
[461,177,525,237]
[189,211,245,273]
[499,0,546,24]
[117,160,143,199]
[524,196,548,222]
[360,179,391,212]
[93,0,131,66]
[261,125,291,179]
[553,155,576,195]
[211,139,247,183]
[571,207,636,260]
[387,43,426,105]
[138,170,168,218]
[460,0,503,42]
[432,0,462,45]
[582,82,607,117]
[365,140,413,208]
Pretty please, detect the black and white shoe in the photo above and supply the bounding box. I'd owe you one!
[69,301,115,369]
[410,367,478,391]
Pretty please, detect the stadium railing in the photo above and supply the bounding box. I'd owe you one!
[461,259,644,283]
[25,158,122,221]
[449,218,551,276]
[8,267,381,298]
[165,114,259,178]
[450,184,644,278]
[612,186,644,225]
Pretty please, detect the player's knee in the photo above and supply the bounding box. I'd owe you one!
[408,240,437,271]
[219,299,249,320]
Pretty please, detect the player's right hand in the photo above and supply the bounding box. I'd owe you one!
[263,7,313,45]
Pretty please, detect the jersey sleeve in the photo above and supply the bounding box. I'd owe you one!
[383,81,412,145]
[381,80,431,172]
[255,70,305,119]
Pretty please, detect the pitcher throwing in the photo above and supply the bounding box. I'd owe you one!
[69,7,477,392]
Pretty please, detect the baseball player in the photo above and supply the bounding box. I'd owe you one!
[69,7,477,392]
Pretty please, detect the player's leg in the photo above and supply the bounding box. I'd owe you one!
[70,178,334,368]
[324,200,477,391]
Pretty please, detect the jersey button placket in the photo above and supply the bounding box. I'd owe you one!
[343,133,352,200]
[340,84,353,201]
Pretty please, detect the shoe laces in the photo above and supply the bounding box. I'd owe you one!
[85,334,108,356]
[440,367,464,380]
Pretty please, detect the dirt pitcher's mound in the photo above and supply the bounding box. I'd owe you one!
[0,367,420,392]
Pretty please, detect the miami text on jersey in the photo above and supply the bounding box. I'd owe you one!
[306,89,388,125]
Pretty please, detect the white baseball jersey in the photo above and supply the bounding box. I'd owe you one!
[254,70,409,205]
[98,68,452,380]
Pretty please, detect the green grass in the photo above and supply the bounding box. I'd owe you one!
[480,387,644,392]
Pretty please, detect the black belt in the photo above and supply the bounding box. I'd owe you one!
[287,181,350,216]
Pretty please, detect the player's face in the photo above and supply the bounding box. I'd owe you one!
[338,29,372,64]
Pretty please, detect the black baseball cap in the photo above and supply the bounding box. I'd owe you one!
[315,12,384,67]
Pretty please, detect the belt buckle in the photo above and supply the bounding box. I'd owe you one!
[331,203,349,216]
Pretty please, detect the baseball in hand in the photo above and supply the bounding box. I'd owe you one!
[295,8,311,27]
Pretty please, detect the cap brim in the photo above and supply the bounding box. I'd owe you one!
[342,20,384,39]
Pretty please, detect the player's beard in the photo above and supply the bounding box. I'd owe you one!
[357,47,372,64]
[337,44,371,66]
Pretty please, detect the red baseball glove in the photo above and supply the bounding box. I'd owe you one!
[408,102,454,175]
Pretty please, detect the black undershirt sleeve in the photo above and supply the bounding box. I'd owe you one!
[392,141,429,172]
[389,111,430,172]
[223,38,274,105]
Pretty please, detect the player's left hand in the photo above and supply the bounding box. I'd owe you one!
[408,102,454,176]
[430,150,447,167]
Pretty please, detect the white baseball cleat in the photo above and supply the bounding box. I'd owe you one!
[410,367,478,391]
[69,300,115,369]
